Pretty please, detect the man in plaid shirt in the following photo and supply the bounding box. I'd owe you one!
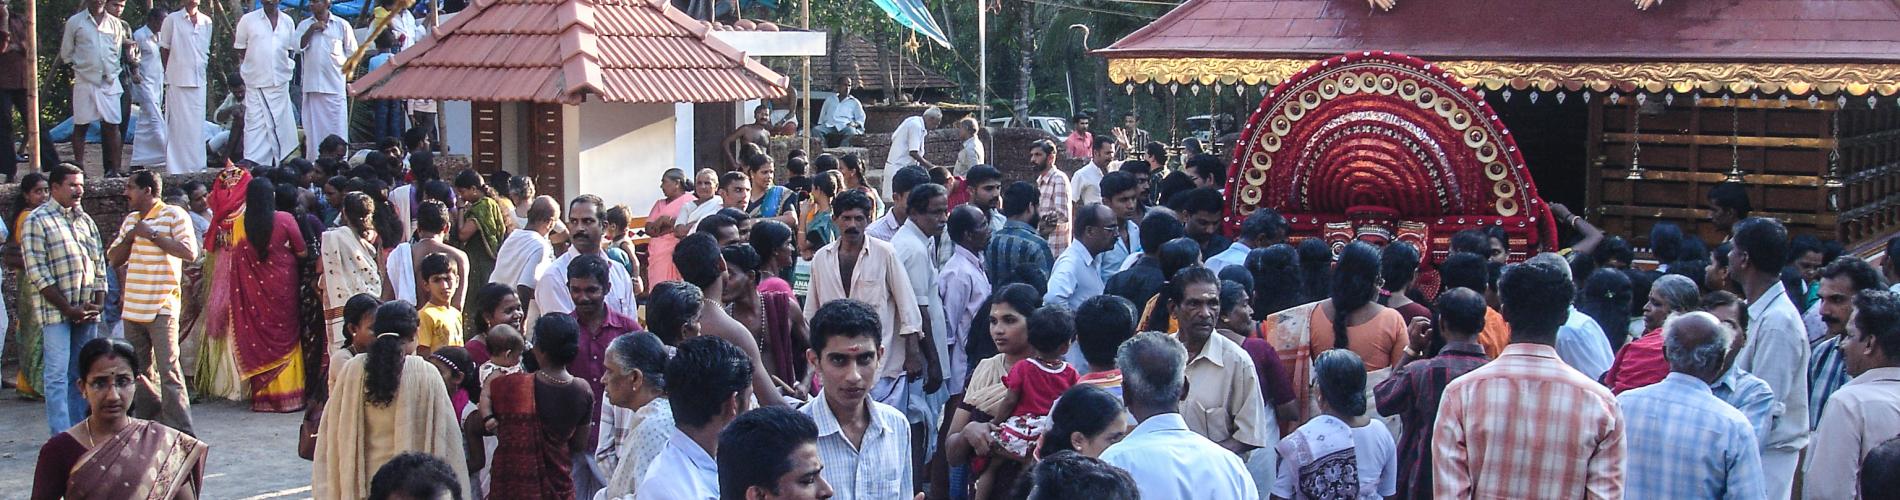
[22,163,108,436]
[1375,287,1490,500]
[1433,256,1625,499]
[1030,139,1072,256]
[1618,311,1765,499]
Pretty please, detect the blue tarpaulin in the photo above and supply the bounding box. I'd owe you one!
[870,0,951,48]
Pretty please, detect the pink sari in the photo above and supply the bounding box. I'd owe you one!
[644,194,692,285]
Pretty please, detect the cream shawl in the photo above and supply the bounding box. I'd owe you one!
[313,354,470,499]
[320,227,383,348]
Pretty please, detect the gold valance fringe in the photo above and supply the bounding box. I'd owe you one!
[1107,57,1900,96]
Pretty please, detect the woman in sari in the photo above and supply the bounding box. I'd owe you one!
[721,242,808,397]
[194,164,253,401]
[485,313,595,500]
[218,177,311,412]
[315,301,469,499]
[838,153,883,216]
[743,154,798,228]
[803,170,842,245]
[645,168,693,285]
[33,338,208,500]
[321,193,385,351]
[453,169,506,308]
[1254,242,1404,426]
[945,283,1042,499]
[280,182,330,405]
[8,172,48,397]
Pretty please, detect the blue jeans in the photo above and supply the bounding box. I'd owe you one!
[43,321,98,436]
[372,100,406,142]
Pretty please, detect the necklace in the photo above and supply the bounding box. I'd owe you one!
[83,418,95,448]
[537,370,573,384]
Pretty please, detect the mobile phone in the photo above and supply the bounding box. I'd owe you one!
[92,290,105,306]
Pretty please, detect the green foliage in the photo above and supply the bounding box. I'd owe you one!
[23,0,246,131]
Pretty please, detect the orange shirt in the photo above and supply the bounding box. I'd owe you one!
[1477,307,1510,359]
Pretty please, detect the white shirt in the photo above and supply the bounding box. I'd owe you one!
[1044,239,1103,311]
[233,9,297,88]
[59,10,127,87]
[1555,306,1614,381]
[819,94,866,131]
[535,248,639,319]
[891,220,949,383]
[1205,241,1249,274]
[1072,162,1106,206]
[637,428,718,500]
[886,116,928,171]
[956,136,984,173]
[798,393,913,500]
[1101,413,1260,500]
[1271,417,1398,500]
[681,198,725,229]
[294,16,357,95]
[1738,282,1811,452]
[158,9,214,87]
[489,229,553,288]
[131,27,165,98]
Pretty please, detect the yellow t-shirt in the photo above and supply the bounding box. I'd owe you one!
[418,304,464,348]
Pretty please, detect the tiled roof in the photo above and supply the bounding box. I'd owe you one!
[766,35,956,90]
[351,0,788,103]
[1099,0,1900,63]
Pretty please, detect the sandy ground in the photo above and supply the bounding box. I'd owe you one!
[0,379,311,499]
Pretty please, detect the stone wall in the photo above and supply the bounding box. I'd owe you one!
[0,171,222,245]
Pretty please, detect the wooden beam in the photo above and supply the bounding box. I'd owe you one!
[1601,132,1834,149]
[1597,169,1827,187]
[24,0,38,170]
[1594,204,1836,226]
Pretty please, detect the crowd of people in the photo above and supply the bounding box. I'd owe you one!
[12,90,1900,499]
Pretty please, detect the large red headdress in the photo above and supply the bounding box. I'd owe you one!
[1225,52,1558,271]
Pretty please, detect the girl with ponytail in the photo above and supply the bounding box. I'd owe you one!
[314,301,470,499]
[453,169,509,302]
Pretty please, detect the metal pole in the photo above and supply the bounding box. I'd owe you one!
[429,0,444,153]
[977,0,985,125]
[24,0,39,171]
[800,0,810,155]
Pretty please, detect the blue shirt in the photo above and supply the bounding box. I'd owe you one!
[799,393,913,500]
[1809,334,1852,430]
[984,219,1053,289]
[1097,219,1141,282]
[1045,239,1104,312]
[1711,367,1778,450]
[1618,373,1765,500]
[1100,413,1259,500]
[637,427,718,500]
[1204,241,1249,274]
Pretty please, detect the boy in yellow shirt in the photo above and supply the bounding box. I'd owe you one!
[416,252,463,354]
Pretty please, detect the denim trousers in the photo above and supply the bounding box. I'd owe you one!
[43,321,99,436]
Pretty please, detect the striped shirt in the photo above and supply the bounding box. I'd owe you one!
[983,220,1053,289]
[112,202,198,322]
[1433,343,1625,499]
[21,200,107,326]
[1618,373,1765,500]
[1373,341,1488,500]
[1036,167,1072,256]
[798,393,912,500]
[1809,334,1852,429]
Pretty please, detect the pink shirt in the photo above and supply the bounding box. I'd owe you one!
[1434,343,1626,499]
[645,194,693,285]
[1063,131,1093,160]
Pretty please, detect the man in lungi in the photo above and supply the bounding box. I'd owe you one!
[232,0,297,167]
[127,8,167,171]
[158,0,213,173]
[297,0,354,158]
[59,0,129,175]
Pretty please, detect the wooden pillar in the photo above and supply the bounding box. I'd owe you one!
[24,0,40,170]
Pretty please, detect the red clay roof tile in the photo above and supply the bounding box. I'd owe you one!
[351,0,786,103]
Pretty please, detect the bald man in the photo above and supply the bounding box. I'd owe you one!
[1619,312,1764,499]
[492,195,560,305]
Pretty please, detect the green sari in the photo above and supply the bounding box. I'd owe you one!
[456,196,508,309]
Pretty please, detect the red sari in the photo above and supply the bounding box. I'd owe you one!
[221,212,309,412]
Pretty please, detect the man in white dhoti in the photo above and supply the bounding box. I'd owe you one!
[59,0,129,175]
[127,8,167,171]
[232,0,297,167]
[297,0,354,158]
[158,0,212,173]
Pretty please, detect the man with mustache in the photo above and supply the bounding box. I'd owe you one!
[804,189,927,484]
[535,195,637,318]
[1808,256,1889,430]
[1169,265,1271,457]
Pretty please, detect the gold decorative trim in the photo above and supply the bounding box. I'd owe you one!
[1107,57,1900,96]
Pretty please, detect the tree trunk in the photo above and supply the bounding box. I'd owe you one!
[873,25,897,104]
[1012,3,1037,125]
